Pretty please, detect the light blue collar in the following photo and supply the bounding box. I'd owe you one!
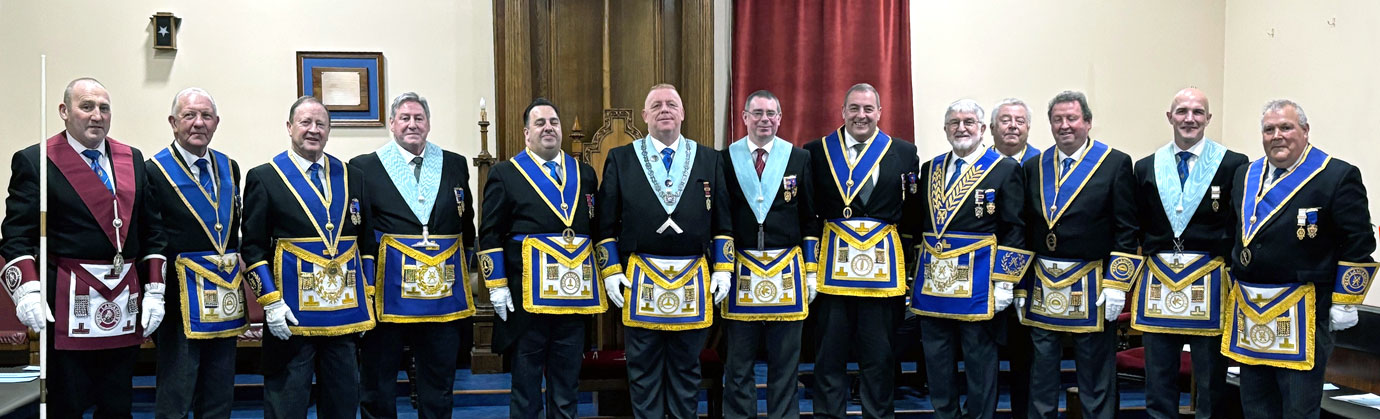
[377,141,443,224]
[729,137,790,223]
[635,135,695,214]
[1154,138,1225,237]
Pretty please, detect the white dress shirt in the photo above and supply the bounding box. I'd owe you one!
[67,132,112,179]
[173,141,216,196]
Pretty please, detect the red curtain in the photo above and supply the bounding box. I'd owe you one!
[729,0,914,146]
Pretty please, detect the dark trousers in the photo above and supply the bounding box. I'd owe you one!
[722,319,803,419]
[48,345,138,419]
[919,316,1000,419]
[1141,332,1227,419]
[510,314,585,419]
[624,326,710,419]
[1238,313,1334,419]
[359,321,461,419]
[153,322,237,419]
[999,311,1032,419]
[812,294,900,419]
[262,334,359,419]
[1028,324,1117,419]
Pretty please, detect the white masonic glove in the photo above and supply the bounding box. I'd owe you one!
[12,281,54,333]
[711,271,732,304]
[1330,304,1359,331]
[806,272,819,303]
[140,283,166,337]
[604,273,630,309]
[994,281,1015,312]
[1096,288,1126,322]
[489,286,515,321]
[264,300,298,340]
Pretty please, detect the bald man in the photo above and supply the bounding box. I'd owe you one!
[1131,88,1247,419]
[1,78,167,417]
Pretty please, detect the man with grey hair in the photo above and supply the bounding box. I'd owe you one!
[1224,99,1374,419]
[1017,90,1140,419]
[350,92,478,418]
[904,99,1029,419]
[990,98,1040,164]
[1131,88,1246,419]
[805,82,920,418]
[145,87,247,418]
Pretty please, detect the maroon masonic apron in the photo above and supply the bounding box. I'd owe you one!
[47,133,144,350]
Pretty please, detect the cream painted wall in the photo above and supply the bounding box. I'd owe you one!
[0,0,496,207]
[1223,0,1380,306]
[910,0,1226,161]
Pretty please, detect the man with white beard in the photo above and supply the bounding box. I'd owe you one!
[903,99,1031,419]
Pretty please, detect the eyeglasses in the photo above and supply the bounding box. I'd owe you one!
[745,110,781,119]
[945,119,982,129]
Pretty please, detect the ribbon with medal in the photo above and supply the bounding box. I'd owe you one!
[1037,141,1111,251]
[1238,146,1330,267]
[152,147,239,272]
[822,128,891,219]
[513,150,582,244]
[927,150,1000,236]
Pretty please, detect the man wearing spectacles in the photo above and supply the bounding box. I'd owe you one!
[906,99,1030,419]
[719,90,818,419]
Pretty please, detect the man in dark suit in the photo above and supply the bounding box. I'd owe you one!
[804,83,920,418]
[719,90,818,419]
[1015,90,1141,419]
[479,98,603,418]
[988,97,1040,419]
[1131,88,1247,419]
[146,87,247,419]
[242,96,376,419]
[1225,99,1375,419]
[990,98,1041,165]
[0,77,167,418]
[907,99,1030,419]
[597,83,734,418]
[351,92,476,419]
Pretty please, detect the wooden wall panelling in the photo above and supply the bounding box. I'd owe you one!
[494,0,534,160]
[550,0,605,156]
[680,0,713,146]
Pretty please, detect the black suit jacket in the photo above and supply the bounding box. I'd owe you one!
[478,155,599,352]
[596,140,732,260]
[348,150,477,260]
[906,150,1026,249]
[241,152,370,298]
[1230,153,1375,301]
[1133,147,1248,257]
[720,143,819,249]
[803,131,920,229]
[144,146,242,320]
[1,136,164,303]
[1022,141,1138,260]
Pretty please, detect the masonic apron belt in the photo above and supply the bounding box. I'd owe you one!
[623,253,712,331]
[175,251,248,339]
[275,237,374,335]
[375,233,475,323]
[1131,252,1226,335]
[722,247,807,321]
[819,218,905,297]
[910,232,999,321]
[518,233,605,315]
[56,257,142,350]
[1022,256,1104,333]
[1222,280,1317,370]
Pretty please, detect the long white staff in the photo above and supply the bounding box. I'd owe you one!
[38,53,48,419]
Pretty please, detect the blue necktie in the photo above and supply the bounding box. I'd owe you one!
[544,161,562,184]
[194,158,216,201]
[660,148,674,173]
[1060,158,1074,180]
[81,150,114,194]
[1176,151,1192,186]
[307,163,324,195]
[947,159,965,190]
[1273,167,1287,182]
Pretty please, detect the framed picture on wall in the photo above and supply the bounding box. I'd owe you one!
[296,51,386,127]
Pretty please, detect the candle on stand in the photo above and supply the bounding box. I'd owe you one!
[479,97,487,121]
